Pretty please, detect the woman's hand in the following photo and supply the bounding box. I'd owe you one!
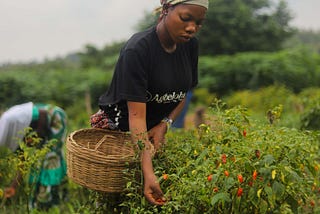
[148,122,167,152]
[144,174,166,205]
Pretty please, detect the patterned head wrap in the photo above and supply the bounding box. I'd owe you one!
[156,0,208,18]
[161,0,209,9]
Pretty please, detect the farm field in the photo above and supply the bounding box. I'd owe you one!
[1,93,319,213]
[1,9,320,211]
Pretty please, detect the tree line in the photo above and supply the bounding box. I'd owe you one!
[1,0,320,117]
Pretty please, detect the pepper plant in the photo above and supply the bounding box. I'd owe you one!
[121,100,319,213]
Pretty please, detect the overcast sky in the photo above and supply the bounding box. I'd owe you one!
[0,0,319,64]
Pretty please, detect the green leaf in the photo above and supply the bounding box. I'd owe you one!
[259,199,268,213]
[262,154,275,165]
[126,181,132,188]
[248,188,259,207]
[195,148,208,165]
[210,193,231,206]
[224,177,236,190]
[264,186,274,208]
[272,181,285,200]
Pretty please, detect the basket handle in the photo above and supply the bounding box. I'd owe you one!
[94,134,116,150]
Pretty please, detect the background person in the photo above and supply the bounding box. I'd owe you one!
[0,102,67,209]
[90,0,208,205]
[171,90,193,129]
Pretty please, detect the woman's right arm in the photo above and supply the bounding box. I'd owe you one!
[127,101,166,205]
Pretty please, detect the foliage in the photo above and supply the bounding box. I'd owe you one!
[300,102,320,131]
[199,47,320,95]
[297,87,320,108]
[224,85,298,117]
[0,128,54,212]
[119,101,320,213]
[198,0,295,55]
[1,99,319,213]
[78,42,124,69]
[284,29,320,52]
[225,87,297,129]
[225,86,320,130]
[192,87,216,107]
[0,77,26,110]
[0,67,113,113]
[299,88,320,130]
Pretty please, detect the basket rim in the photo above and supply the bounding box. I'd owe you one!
[69,127,131,137]
[66,128,138,164]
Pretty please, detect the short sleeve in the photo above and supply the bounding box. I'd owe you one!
[117,49,148,102]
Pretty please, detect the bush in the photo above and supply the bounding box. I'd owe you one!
[120,101,319,213]
[224,85,296,114]
[298,88,320,130]
[300,102,320,130]
[198,48,320,96]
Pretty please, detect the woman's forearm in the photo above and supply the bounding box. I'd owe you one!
[167,97,186,121]
[141,146,156,179]
[127,102,156,178]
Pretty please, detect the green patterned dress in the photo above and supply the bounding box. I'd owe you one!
[28,104,67,209]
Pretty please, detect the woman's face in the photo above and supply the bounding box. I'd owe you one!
[164,4,207,43]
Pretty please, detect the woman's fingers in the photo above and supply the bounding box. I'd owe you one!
[146,192,166,205]
[144,182,167,205]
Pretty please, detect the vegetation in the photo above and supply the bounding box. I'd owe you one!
[119,101,320,213]
[199,47,320,95]
[1,0,320,212]
[1,98,319,213]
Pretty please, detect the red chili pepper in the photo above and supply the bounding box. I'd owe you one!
[163,174,168,180]
[248,181,253,187]
[310,200,315,207]
[243,130,247,137]
[221,154,227,164]
[156,198,165,204]
[207,174,213,182]
[237,174,244,183]
[237,187,243,197]
[224,170,229,177]
[253,170,258,180]
[213,187,219,192]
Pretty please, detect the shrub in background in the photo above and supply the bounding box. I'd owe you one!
[199,47,320,96]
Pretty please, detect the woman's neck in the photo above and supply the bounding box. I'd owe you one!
[156,21,176,53]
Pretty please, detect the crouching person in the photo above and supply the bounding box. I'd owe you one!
[0,102,67,210]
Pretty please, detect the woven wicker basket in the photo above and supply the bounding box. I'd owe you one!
[66,128,139,193]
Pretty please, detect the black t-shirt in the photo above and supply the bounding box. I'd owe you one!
[99,26,198,131]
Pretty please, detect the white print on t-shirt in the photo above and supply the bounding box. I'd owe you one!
[146,91,186,104]
[108,104,121,127]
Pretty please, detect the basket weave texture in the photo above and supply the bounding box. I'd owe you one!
[66,128,139,193]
